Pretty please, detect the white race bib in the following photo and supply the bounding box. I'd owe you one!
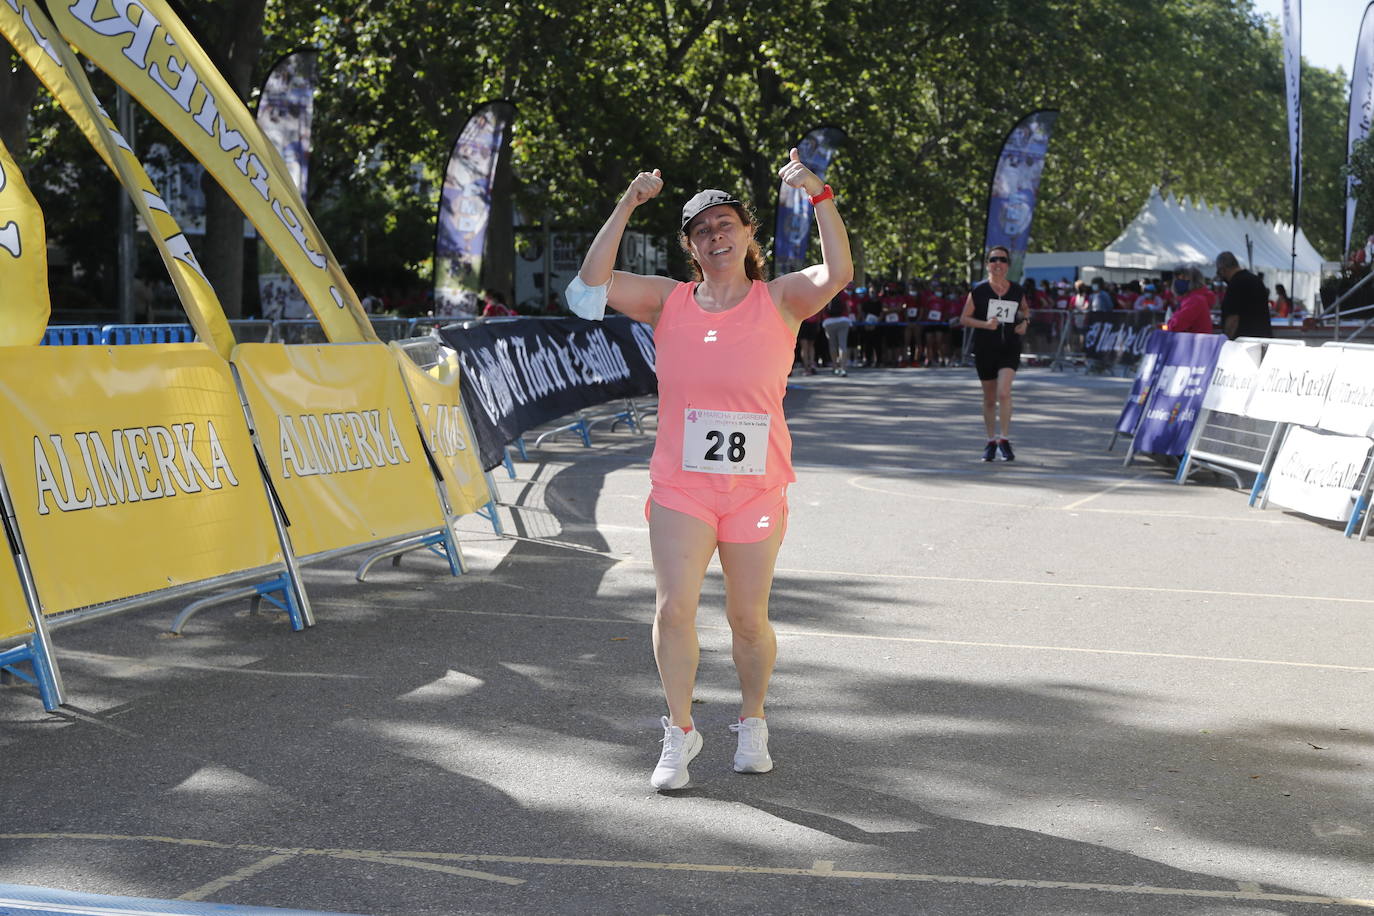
[682,409,770,475]
[988,298,1018,323]
[906,307,919,318]
[927,309,942,321]
[884,312,899,323]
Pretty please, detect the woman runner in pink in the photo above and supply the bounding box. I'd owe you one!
[568,152,852,790]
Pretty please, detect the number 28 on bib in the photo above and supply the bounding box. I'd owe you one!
[681,408,770,475]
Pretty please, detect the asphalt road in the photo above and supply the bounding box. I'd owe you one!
[2,366,1371,916]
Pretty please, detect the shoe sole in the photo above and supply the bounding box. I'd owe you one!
[651,735,703,790]
[733,759,774,774]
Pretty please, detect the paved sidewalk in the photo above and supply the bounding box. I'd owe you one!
[2,367,1371,915]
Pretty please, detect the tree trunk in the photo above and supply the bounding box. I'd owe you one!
[482,109,516,306]
[190,0,267,319]
[0,62,40,164]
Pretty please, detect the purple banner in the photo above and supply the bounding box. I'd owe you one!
[1283,0,1301,228]
[1132,333,1225,456]
[255,50,317,320]
[773,126,843,276]
[984,110,1057,281]
[1115,330,1176,435]
[434,101,515,318]
[1347,3,1374,254]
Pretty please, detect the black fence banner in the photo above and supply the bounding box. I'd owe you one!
[1083,310,1161,372]
[439,317,658,470]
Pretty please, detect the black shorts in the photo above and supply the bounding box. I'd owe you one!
[798,320,823,342]
[974,345,1021,380]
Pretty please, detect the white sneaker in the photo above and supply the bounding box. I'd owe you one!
[650,717,703,790]
[730,717,773,773]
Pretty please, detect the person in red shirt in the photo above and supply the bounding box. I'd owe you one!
[1165,267,1215,333]
[481,289,515,317]
[1272,282,1292,318]
[1116,281,1140,311]
[900,280,923,366]
[919,281,946,367]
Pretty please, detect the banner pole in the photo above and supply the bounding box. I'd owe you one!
[0,461,65,709]
[229,365,314,629]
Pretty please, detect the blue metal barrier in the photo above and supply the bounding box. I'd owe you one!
[100,323,196,344]
[41,325,103,345]
[40,318,450,346]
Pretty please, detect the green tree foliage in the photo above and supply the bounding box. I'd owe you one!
[0,0,1355,313]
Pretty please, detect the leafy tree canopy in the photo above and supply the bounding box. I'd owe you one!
[2,0,1353,313]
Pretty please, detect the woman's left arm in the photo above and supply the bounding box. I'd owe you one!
[1015,293,1031,336]
[770,149,854,323]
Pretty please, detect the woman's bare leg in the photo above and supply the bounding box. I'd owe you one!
[718,522,785,719]
[648,502,717,727]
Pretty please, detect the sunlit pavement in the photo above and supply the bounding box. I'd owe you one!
[2,367,1370,915]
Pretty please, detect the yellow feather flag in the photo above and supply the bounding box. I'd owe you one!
[0,137,50,346]
[49,0,377,344]
[0,0,235,357]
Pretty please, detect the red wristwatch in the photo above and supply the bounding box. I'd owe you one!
[809,184,834,206]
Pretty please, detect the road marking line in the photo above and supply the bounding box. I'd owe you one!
[767,567,1374,607]
[0,834,520,889]
[1062,473,1151,511]
[179,853,295,901]
[330,851,523,886]
[339,849,1374,909]
[1238,881,1264,892]
[310,603,1374,673]
[605,559,1374,608]
[60,650,368,680]
[16,832,1355,910]
[848,475,1285,524]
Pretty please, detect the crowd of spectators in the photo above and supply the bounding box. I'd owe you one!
[788,265,1300,374]
[795,278,974,373]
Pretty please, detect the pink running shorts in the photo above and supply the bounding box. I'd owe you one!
[646,484,788,544]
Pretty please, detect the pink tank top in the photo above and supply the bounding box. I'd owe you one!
[650,280,796,492]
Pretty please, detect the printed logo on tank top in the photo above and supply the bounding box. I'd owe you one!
[704,329,718,342]
[757,515,771,529]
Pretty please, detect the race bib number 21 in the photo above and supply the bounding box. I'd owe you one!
[682,408,770,475]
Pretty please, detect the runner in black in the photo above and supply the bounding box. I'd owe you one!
[959,245,1029,461]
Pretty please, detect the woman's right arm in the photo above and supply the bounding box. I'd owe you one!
[960,293,996,330]
[576,170,677,326]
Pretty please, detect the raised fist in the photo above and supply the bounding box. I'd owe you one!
[777,148,822,196]
[624,169,663,207]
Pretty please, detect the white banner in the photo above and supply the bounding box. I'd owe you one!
[1202,340,1264,414]
[1347,3,1374,253]
[1282,0,1301,217]
[1318,347,1374,436]
[1244,345,1338,425]
[1267,426,1371,522]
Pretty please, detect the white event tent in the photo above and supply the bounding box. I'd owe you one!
[1024,189,1332,306]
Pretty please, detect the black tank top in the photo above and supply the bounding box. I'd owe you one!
[970,280,1024,350]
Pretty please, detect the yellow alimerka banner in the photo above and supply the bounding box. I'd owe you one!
[49,0,376,346]
[232,343,445,557]
[390,343,493,518]
[0,0,234,358]
[0,344,282,615]
[0,136,49,346]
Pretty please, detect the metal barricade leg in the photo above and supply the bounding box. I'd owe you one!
[0,639,63,711]
[356,530,463,581]
[1250,423,1289,508]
